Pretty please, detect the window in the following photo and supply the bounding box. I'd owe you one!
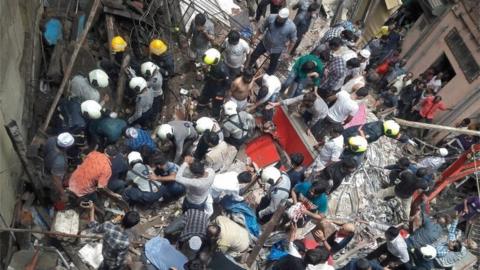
[445,28,480,82]
[423,53,456,90]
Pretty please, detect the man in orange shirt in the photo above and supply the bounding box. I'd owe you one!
[418,95,451,137]
[68,145,118,202]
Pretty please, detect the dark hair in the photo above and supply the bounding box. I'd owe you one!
[238,171,253,184]
[207,224,221,238]
[190,160,205,176]
[122,211,140,228]
[398,157,410,168]
[301,61,317,73]
[204,130,220,146]
[184,258,206,270]
[257,86,269,100]
[328,37,343,49]
[355,86,369,98]
[332,125,344,135]
[385,226,400,241]
[303,92,317,103]
[433,95,442,101]
[290,153,304,167]
[227,30,240,44]
[356,258,371,270]
[308,2,320,12]
[416,168,428,178]
[341,30,355,42]
[305,246,330,265]
[152,153,168,166]
[346,58,361,68]
[451,240,462,252]
[243,68,255,80]
[342,157,357,169]
[319,49,332,62]
[311,182,329,195]
[105,145,119,157]
[194,14,206,26]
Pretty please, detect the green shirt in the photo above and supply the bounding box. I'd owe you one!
[90,117,127,144]
[292,54,324,85]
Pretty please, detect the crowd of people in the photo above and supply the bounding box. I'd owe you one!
[39,0,479,269]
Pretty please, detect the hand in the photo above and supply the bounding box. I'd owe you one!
[269,102,281,107]
[102,94,110,103]
[464,207,469,214]
[308,72,319,78]
[314,230,325,241]
[184,155,194,164]
[148,172,158,181]
[289,223,297,242]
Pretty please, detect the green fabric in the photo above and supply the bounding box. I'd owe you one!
[90,117,127,143]
[292,54,324,85]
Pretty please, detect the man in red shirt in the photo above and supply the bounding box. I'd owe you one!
[418,95,451,136]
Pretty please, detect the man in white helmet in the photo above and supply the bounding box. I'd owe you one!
[257,166,291,223]
[43,132,75,203]
[141,62,164,121]
[127,77,154,126]
[81,100,103,120]
[156,121,198,164]
[222,101,255,148]
[195,117,224,142]
[70,69,109,103]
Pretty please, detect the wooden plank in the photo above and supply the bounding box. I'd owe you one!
[103,6,154,26]
[105,15,115,61]
[40,0,102,132]
[394,118,480,137]
[115,54,131,110]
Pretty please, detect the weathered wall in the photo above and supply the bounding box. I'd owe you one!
[0,1,40,224]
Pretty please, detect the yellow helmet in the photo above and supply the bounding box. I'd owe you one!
[149,39,167,55]
[111,36,127,52]
[348,136,368,153]
[383,120,400,137]
[203,48,221,65]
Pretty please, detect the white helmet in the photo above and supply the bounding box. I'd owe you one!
[88,69,109,88]
[129,77,148,93]
[359,49,371,59]
[127,151,143,165]
[141,61,159,77]
[420,245,437,260]
[223,101,238,116]
[438,148,448,157]
[80,100,102,119]
[195,117,214,134]
[56,132,75,148]
[157,124,173,140]
[261,166,281,184]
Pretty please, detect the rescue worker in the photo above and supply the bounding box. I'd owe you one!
[257,167,291,224]
[341,135,368,167]
[222,101,255,148]
[141,61,163,121]
[194,117,224,141]
[124,127,157,153]
[70,69,109,103]
[156,121,198,164]
[80,100,103,120]
[88,112,127,149]
[342,120,412,145]
[100,36,127,87]
[127,77,154,127]
[197,48,230,118]
[149,39,175,77]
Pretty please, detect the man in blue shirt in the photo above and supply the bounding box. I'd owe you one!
[124,127,157,152]
[148,153,185,202]
[291,181,328,215]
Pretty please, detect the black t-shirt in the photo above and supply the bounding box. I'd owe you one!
[318,161,351,193]
[109,154,129,181]
[394,170,429,199]
[343,121,384,144]
[272,254,306,270]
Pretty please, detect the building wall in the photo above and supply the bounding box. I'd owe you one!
[400,2,480,142]
[0,1,40,224]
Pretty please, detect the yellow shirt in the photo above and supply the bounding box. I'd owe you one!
[215,216,250,254]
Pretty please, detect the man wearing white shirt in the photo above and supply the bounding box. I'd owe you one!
[305,126,344,178]
[249,74,281,125]
[427,73,443,93]
[366,225,411,268]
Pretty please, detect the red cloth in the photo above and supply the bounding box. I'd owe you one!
[376,62,390,75]
[419,96,446,120]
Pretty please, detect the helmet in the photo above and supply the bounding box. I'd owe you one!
[127,151,143,165]
[420,245,437,260]
[88,69,109,88]
[348,136,368,153]
[195,117,214,134]
[80,100,102,119]
[359,49,371,59]
[261,166,281,184]
[149,39,167,55]
[383,120,400,137]
[438,148,448,157]
[223,101,238,115]
[56,132,75,148]
[141,61,159,77]
[157,124,173,140]
[129,77,148,92]
[111,36,127,52]
[203,48,221,65]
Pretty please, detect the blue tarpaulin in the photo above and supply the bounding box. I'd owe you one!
[44,18,63,45]
[220,195,260,237]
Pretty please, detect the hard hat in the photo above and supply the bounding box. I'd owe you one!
[129,77,148,92]
[223,100,238,115]
[420,245,437,260]
[348,136,368,153]
[359,49,371,59]
[438,148,448,157]
[260,166,281,184]
[203,48,221,65]
[125,127,138,138]
[278,8,290,19]
[56,132,74,148]
[383,120,400,137]
[80,100,102,119]
[127,151,143,165]
[149,39,168,55]
[88,69,109,88]
[157,124,173,140]
[195,117,214,134]
[141,61,159,77]
[111,36,127,52]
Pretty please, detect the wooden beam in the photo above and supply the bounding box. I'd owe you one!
[394,118,480,137]
[105,15,115,61]
[115,54,131,110]
[41,0,101,132]
[246,202,288,267]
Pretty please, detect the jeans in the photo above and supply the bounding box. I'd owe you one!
[158,182,186,202]
[375,186,413,222]
[311,117,343,142]
[182,198,207,212]
[123,187,163,206]
[107,178,127,193]
[248,42,281,75]
[281,71,310,98]
[366,243,412,269]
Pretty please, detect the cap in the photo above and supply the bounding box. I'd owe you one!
[57,132,74,148]
[203,48,221,65]
[278,8,289,19]
[438,148,448,157]
[111,36,127,53]
[383,120,400,137]
[125,127,138,138]
[348,136,368,153]
[129,77,148,92]
[359,49,371,59]
[420,245,437,259]
[260,166,281,184]
[149,39,167,55]
[88,69,109,88]
[188,236,202,251]
[127,151,143,164]
[80,100,102,119]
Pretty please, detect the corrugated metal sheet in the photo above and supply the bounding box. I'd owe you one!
[179,0,240,31]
